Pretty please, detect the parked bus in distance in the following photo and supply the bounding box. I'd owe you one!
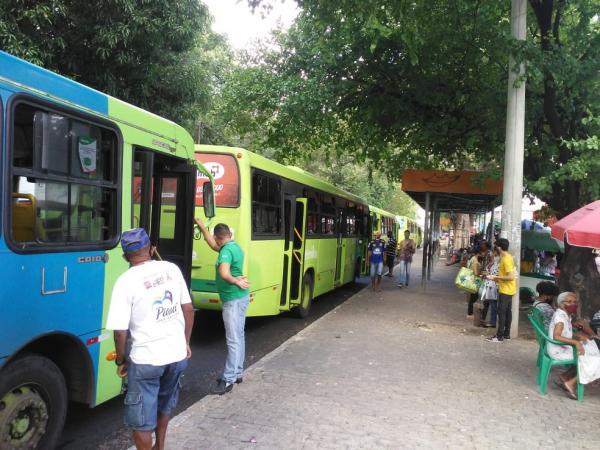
[369,205,399,239]
[396,215,423,247]
[363,205,399,273]
[0,51,214,449]
[192,145,377,318]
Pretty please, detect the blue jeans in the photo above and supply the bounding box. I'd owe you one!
[398,260,411,285]
[370,261,383,278]
[489,299,498,326]
[222,295,249,383]
[124,358,188,431]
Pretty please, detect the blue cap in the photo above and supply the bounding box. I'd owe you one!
[121,228,151,254]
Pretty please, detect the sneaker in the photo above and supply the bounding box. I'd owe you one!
[485,323,496,328]
[216,377,243,384]
[486,336,504,343]
[397,284,403,288]
[210,379,234,395]
[503,336,511,341]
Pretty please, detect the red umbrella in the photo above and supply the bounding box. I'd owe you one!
[551,200,600,248]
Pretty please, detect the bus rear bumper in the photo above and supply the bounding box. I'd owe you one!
[192,291,223,311]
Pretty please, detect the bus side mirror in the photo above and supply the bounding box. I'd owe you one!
[202,181,215,218]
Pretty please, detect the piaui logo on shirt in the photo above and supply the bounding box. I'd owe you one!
[152,290,178,321]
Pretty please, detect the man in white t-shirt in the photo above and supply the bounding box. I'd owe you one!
[106,228,194,450]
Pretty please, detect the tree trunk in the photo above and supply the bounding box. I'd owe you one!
[529,0,581,216]
[559,244,600,319]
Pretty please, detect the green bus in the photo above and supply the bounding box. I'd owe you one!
[369,205,399,238]
[191,145,376,318]
[396,215,423,247]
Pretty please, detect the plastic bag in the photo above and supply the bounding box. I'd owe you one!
[455,267,483,294]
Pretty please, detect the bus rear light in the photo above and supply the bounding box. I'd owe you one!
[208,298,219,304]
[106,351,117,361]
[236,152,242,159]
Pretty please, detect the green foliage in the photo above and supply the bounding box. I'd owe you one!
[0,0,226,131]
[299,152,416,218]
[230,0,600,216]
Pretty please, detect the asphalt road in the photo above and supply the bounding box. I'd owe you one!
[57,280,366,450]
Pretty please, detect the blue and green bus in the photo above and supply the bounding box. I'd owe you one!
[0,51,214,448]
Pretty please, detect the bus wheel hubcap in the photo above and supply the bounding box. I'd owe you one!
[0,386,48,448]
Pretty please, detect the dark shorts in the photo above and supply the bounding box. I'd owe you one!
[124,358,188,431]
[386,254,395,267]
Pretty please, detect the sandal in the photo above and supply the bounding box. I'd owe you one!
[553,379,577,400]
[553,379,567,392]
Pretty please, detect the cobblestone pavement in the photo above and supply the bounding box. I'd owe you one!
[133,261,600,450]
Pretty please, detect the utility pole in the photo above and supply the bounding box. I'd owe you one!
[501,0,526,337]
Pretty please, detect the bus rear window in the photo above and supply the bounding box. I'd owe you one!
[195,153,240,207]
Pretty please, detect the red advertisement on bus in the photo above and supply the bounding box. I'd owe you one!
[195,153,240,207]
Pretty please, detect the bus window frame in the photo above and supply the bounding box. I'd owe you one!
[4,94,122,254]
[195,152,241,209]
[250,168,283,240]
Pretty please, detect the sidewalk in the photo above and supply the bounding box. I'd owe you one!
[155,261,600,449]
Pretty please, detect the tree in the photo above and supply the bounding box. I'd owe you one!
[301,152,416,217]
[525,0,600,216]
[0,0,224,131]
[236,1,599,217]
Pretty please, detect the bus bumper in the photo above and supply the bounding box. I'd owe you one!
[192,291,223,311]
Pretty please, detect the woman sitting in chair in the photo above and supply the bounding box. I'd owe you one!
[548,292,600,399]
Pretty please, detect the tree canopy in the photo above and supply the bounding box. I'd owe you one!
[2,1,597,216]
[0,0,231,131]
[219,0,599,217]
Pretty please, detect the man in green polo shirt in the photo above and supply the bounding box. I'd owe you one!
[195,219,250,395]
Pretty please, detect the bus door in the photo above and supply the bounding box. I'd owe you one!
[133,149,195,284]
[280,193,296,308]
[288,198,307,307]
[334,208,344,285]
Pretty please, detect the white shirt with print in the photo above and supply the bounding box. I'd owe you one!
[106,260,191,365]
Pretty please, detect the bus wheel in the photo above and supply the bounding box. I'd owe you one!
[0,355,67,450]
[293,274,313,319]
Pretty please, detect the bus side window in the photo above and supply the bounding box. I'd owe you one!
[10,102,118,247]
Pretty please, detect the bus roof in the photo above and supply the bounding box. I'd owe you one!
[369,205,396,218]
[0,51,193,158]
[196,145,369,206]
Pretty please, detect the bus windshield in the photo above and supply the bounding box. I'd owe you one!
[195,153,240,207]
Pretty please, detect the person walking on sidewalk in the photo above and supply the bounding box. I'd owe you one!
[397,230,416,287]
[106,228,194,450]
[368,231,386,291]
[195,219,250,395]
[385,231,397,277]
[486,238,516,342]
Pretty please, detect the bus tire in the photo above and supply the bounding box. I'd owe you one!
[0,354,67,450]
[293,274,313,319]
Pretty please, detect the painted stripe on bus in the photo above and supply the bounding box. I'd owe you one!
[0,51,108,114]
